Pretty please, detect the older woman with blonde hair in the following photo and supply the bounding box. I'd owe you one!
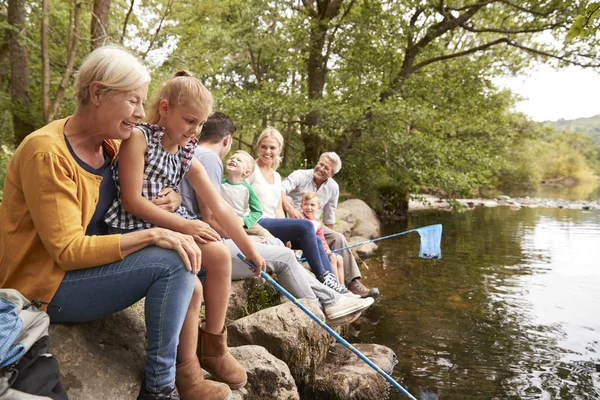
[0,46,218,400]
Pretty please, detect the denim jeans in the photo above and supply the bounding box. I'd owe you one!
[258,217,333,277]
[48,246,196,393]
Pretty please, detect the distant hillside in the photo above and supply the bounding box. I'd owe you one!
[544,115,600,145]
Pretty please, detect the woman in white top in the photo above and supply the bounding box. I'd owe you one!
[247,127,349,294]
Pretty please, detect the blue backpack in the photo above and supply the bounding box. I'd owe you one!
[0,289,67,400]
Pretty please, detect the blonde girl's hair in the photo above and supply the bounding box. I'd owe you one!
[256,126,284,170]
[232,150,256,174]
[74,45,151,107]
[147,70,214,124]
[302,192,320,206]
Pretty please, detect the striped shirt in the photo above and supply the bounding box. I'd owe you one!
[105,123,196,230]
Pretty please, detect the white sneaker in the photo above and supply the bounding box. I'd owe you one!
[344,291,362,298]
[327,310,362,326]
[324,296,374,320]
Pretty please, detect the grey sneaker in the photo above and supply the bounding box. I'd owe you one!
[319,272,349,294]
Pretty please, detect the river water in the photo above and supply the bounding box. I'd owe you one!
[353,191,600,399]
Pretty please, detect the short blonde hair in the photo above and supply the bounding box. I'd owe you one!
[74,45,151,106]
[302,192,320,205]
[256,126,284,170]
[232,150,255,174]
[147,71,213,124]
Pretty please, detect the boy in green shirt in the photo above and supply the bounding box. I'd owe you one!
[221,150,274,239]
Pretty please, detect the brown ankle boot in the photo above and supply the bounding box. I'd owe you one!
[175,356,231,400]
[198,323,247,389]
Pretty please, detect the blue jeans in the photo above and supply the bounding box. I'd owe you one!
[258,217,333,277]
[48,246,196,393]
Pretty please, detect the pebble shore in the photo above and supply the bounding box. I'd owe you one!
[409,194,600,212]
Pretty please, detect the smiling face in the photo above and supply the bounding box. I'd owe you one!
[313,155,336,183]
[257,136,281,168]
[301,196,320,219]
[158,100,209,151]
[96,83,149,140]
[226,152,252,180]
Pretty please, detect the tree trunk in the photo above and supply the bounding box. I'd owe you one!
[301,0,348,163]
[120,0,135,44]
[91,0,110,50]
[47,0,82,122]
[303,19,328,163]
[41,0,50,122]
[8,0,34,145]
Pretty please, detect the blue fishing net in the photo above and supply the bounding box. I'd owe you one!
[416,224,442,259]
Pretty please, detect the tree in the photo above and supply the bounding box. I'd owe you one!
[41,0,82,123]
[7,0,34,145]
[91,0,110,50]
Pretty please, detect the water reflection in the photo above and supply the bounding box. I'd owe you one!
[353,208,600,399]
[504,180,600,201]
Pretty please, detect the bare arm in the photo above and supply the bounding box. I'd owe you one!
[117,129,219,243]
[281,193,304,219]
[275,192,286,219]
[197,192,229,238]
[188,158,266,275]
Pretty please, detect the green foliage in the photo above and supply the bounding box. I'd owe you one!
[544,114,600,147]
[242,278,282,316]
[567,2,600,40]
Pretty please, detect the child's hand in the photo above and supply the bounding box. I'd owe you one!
[246,251,266,277]
[183,219,221,244]
[238,216,245,226]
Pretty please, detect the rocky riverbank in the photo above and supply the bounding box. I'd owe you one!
[409,194,600,212]
[49,199,393,400]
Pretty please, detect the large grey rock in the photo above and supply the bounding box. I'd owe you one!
[227,300,330,382]
[304,343,398,400]
[335,208,357,238]
[49,306,146,400]
[338,199,381,239]
[228,280,250,320]
[229,345,299,400]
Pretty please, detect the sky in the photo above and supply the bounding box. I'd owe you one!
[494,64,600,123]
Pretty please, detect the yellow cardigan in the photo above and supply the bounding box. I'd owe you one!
[0,118,123,304]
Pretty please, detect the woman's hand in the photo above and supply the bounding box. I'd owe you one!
[245,251,267,277]
[285,207,305,219]
[151,228,202,274]
[182,219,221,244]
[152,187,182,212]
